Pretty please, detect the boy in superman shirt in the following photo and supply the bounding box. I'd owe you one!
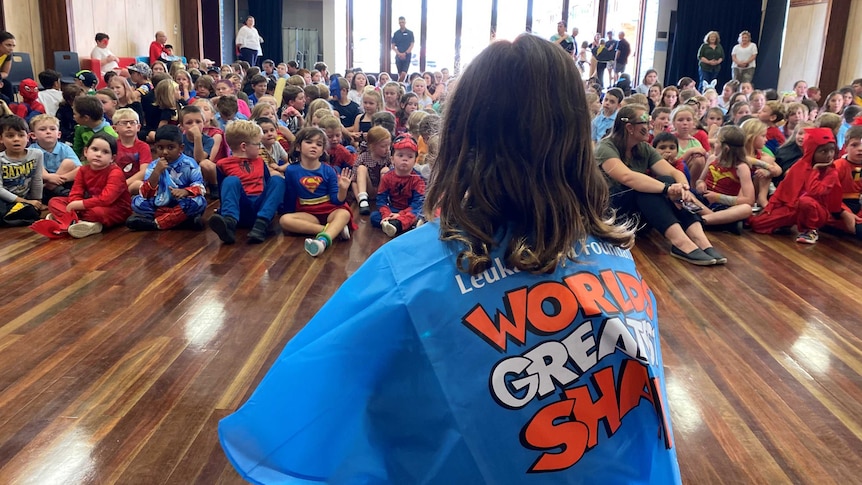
[370,134,425,237]
[126,125,207,230]
[208,120,286,244]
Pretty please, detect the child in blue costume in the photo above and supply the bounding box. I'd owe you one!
[220,34,681,485]
[126,125,207,230]
[279,126,355,257]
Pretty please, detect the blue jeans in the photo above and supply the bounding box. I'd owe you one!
[698,67,719,91]
[219,175,285,226]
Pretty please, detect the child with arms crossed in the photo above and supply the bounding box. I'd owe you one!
[29,114,80,200]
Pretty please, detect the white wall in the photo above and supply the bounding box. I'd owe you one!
[838,0,862,87]
[776,3,828,92]
[323,0,346,75]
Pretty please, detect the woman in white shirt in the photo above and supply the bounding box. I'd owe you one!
[731,31,757,84]
[236,16,264,66]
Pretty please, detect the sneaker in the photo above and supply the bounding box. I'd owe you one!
[796,230,818,244]
[45,213,54,221]
[126,215,158,231]
[703,247,727,265]
[68,221,103,239]
[670,246,717,266]
[359,198,370,215]
[381,219,402,238]
[341,225,351,240]
[415,217,426,228]
[751,204,763,214]
[247,217,270,244]
[209,214,237,244]
[304,238,326,257]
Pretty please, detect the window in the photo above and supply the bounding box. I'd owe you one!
[532,0,564,40]
[460,0,493,72]
[391,0,423,72]
[425,0,457,73]
[495,0,529,41]
[352,0,381,71]
[605,0,645,77]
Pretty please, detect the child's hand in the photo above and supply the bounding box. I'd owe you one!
[66,200,85,212]
[170,187,190,198]
[186,125,201,141]
[154,157,170,173]
[285,106,300,118]
[754,168,771,179]
[695,180,707,193]
[338,168,353,190]
[23,199,44,210]
[43,172,62,185]
[702,190,720,204]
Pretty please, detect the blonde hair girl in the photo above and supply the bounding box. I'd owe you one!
[740,118,782,209]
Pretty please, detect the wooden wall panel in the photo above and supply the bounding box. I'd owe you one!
[2,0,44,74]
[838,0,862,86]
[818,0,851,94]
[70,0,183,61]
[777,3,828,92]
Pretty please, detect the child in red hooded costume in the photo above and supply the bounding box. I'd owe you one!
[749,127,842,244]
[10,79,45,121]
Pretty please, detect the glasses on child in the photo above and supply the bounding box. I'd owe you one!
[115,120,137,126]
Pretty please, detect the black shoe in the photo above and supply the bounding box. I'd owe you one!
[207,185,220,201]
[670,246,717,266]
[247,217,270,244]
[358,198,370,215]
[703,247,727,264]
[180,215,205,231]
[209,214,237,244]
[126,215,158,231]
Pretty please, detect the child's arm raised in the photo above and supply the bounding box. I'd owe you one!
[336,167,352,203]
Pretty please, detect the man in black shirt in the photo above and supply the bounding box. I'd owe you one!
[391,16,414,82]
[614,31,631,85]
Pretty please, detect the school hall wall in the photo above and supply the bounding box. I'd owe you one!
[2,0,183,76]
[838,0,861,87]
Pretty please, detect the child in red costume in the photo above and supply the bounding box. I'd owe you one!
[10,79,45,121]
[30,133,132,238]
[831,125,862,238]
[370,134,426,237]
[749,127,842,244]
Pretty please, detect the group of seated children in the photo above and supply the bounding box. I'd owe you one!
[1,95,428,257]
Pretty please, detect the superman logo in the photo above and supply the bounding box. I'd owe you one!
[300,176,324,192]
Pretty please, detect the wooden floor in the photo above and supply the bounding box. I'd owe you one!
[0,209,861,485]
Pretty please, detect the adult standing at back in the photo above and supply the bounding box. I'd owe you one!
[697,31,724,91]
[236,16,264,67]
[731,30,757,84]
[613,31,631,84]
[391,16,414,83]
[550,20,575,57]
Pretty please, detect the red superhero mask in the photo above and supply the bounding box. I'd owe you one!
[19,78,39,103]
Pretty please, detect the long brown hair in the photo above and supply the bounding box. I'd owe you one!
[425,34,633,276]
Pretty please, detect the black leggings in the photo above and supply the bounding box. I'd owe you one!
[610,176,702,234]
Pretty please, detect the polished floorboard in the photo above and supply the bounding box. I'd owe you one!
[0,209,860,484]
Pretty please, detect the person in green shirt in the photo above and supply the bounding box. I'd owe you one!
[697,31,724,92]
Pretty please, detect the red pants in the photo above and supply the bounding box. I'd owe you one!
[750,196,829,234]
[48,197,132,229]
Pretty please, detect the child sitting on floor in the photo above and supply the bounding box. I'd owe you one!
[209,120,286,244]
[0,115,44,226]
[113,108,151,195]
[279,127,354,257]
[29,114,80,201]
[31,133,132,238]
[750,127,842,244]
[126,125,207,231]
[694,125,755,233]
[370,134,425,237]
